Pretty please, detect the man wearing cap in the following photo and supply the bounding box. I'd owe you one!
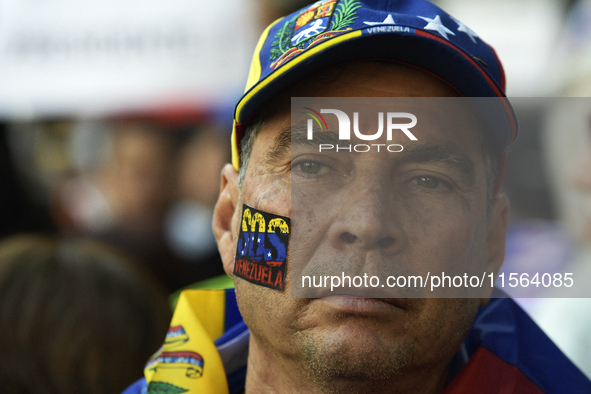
[123,1,591,393]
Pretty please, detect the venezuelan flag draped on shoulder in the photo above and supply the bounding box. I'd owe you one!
[123,288,591,394]
[443,291,591,393]
[123,288,247,394]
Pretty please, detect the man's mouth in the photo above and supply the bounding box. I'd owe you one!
[312,297,408,317]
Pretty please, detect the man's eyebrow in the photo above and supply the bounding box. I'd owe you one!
[398,143,476,186]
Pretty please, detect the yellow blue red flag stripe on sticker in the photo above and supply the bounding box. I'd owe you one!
[234,204,290,291]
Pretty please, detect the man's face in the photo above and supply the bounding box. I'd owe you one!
[215,62,508,390]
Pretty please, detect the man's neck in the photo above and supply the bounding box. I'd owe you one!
[244,336,450,394]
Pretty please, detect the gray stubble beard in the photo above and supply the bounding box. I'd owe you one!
[297,327,417,394]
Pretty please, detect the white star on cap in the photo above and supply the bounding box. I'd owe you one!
[418,15,455,40]
[452,17,478,44]
[364,14,395,26]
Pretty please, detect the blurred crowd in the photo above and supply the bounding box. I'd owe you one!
[1,0,591,393]
[0,117,230,392]
[4,117,230,291]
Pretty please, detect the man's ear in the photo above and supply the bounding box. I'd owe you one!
[213,164,240,277]
[481,193,509,307]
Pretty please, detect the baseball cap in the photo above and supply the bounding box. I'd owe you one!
[231,0,518,171]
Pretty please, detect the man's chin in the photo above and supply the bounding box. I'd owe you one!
[298,321,416,382]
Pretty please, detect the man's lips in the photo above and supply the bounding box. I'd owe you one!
[313,297,408,317]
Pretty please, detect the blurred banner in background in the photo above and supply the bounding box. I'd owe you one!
[0,0,256,119]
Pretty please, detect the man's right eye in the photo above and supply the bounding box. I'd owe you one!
[298,161,324,175]
[416,175,440,189]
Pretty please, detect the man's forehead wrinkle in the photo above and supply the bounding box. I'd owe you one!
[266,125,342,167]
[265,127,292,167]
[291,127,341,147]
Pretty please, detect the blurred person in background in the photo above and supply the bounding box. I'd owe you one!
[92,123,174,238]
[525,0,591,378]
[534,100,591,378]
[0,234,172,394]
[49,119,227,292]
[164,126,230,281]
[53,121,183,291]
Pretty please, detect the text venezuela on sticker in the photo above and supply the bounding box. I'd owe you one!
[234,204,290,291]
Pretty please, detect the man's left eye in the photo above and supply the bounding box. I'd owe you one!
[416,176,440,189]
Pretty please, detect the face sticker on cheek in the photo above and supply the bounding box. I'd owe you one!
[234,204,290,291]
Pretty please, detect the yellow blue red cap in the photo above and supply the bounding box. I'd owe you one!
[231,0,518,170]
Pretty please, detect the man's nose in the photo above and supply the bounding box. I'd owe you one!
[327,174,406,254]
